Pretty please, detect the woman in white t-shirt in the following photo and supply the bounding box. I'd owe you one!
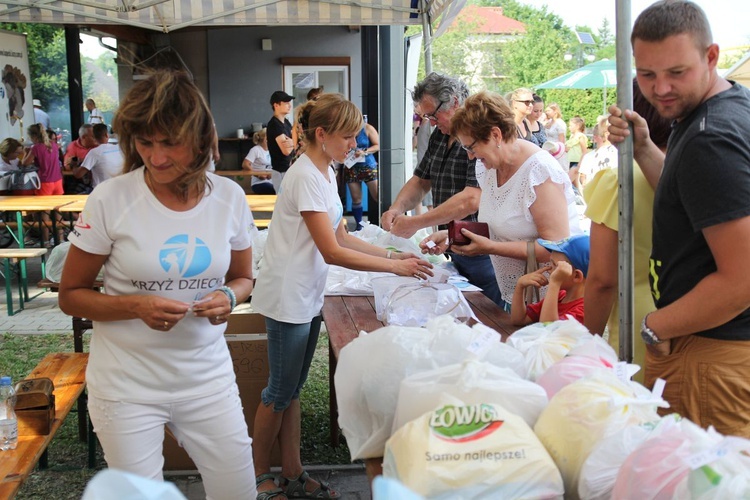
[544,102,567,143]
[242,128,275,194]
[420,91,581,308]
[252,93,433,500]
[59,72,258,499]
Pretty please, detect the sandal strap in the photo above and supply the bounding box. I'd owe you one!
[282,470,339,499]
[256,472,278,487]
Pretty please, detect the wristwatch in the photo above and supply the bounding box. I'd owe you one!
[640,314,663,345]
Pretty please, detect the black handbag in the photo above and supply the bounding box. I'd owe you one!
[11,166,41,191]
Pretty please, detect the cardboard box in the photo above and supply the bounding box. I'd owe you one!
[163,313,281,470]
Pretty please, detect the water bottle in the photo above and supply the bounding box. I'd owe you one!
[0,376,18,451]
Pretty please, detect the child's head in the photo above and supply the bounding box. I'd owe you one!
[537,234,590,283]
[569,116,585,133]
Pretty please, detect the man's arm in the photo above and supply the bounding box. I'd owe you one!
[584,222,619,335]
[647,216,750,342]
[381,175,431,230]
[608,105,665,189]
[388,186,481,238]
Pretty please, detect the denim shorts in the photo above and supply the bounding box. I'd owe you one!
[261,315,322,412]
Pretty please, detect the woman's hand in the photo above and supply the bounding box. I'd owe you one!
[391,257,434,280]
[137,295,190,331]
[192,289,234,325]
[419,230,449,255]
[450,229,492,257]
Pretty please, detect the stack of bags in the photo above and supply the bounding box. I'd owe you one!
[336,316,750,499]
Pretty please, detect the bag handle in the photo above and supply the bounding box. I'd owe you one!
[524,240,540,305]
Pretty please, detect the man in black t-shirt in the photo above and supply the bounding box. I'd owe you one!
[267,90,295,192]
[609,1,750,438]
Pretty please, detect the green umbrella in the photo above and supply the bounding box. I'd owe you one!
[535,59,618,114]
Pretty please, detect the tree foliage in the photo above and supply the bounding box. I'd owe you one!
[407,0,618,130]
[1,23,94,113]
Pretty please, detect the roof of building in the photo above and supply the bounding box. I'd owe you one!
[458,5,526,35]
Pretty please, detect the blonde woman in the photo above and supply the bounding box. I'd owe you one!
[243,128,275,194]
[544,102,567,143]
[507,87,540,145]
[251,93,433,499]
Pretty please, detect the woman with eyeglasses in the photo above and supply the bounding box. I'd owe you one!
[507,88,542,146]
[420,91,582,309]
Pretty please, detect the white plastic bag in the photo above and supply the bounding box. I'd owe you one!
[673,436,750,499]
[384,401,564,500]
[534,370,667,499]
[505,318,593,381]
[536,334,636,399]
[392,359,548,434]
[612,419,736,500]
[578,414,682,500]
[46,241,104,282]
[335,316,526,460]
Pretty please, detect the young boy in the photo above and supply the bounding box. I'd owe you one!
[511,234,590,326]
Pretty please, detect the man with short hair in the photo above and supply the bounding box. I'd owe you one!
[382,72,502,306]
[74,123,123,188]
[609,0,750,437]
[32,99,51,129]
[267,90,295,192]
[63,124,97,194]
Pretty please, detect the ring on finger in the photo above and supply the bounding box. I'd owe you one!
[163,320,168,329]
[215,316,221,322]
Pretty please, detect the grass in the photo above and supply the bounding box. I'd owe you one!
[0,328,351,498]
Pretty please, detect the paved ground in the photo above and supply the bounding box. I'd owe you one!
[1,250,372,499]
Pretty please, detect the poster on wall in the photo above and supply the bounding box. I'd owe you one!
[0,29,34,142]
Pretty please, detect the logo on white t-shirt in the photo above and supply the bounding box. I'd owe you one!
[159,235,211,278]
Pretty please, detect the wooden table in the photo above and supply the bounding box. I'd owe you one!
[0,353,89,500]
[217,169,272,179]
[322,292,519,483]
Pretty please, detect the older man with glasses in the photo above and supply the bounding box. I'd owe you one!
[382,72,503,306]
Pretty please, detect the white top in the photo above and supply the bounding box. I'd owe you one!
[68,169,256,403]
[252,154,343,323]
[0,157,19,173]
[80,143,124,187]
[244,145,272,186]
[579,144,618,180]
[476,151,583,304]
[545,118,567,142]
[88,108,104,124]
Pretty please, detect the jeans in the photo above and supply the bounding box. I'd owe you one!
[449,252,505,308]
[261,315,322,412]
[89,385,256,499]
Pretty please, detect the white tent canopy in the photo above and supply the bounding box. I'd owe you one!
[0,0,453,32]
[725,50,750,88]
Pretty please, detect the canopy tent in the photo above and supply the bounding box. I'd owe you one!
[0,0,453,32]
[725,50,750,88]
[535,59,618,115]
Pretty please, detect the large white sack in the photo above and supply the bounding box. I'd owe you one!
[505,318,592,381]
[335,316,525,460]
[579,414,682,500]
[384,401,564,500]
[534,370,666,499]
[392,359,548,434]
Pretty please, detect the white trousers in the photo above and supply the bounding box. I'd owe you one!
[89,384,257,500]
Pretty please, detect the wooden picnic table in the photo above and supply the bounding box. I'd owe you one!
[217,169,272,179]
[0,352,89,499]
[322,291,519,484]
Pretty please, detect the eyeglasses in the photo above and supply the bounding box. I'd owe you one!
[460,138,478,154]
[515,100,534,106]
[421,100,446,121]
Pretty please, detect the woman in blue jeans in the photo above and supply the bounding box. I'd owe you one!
[251,93,433,500]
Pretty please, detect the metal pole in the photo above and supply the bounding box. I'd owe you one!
[421,0,433,74]
[616,0,634,362]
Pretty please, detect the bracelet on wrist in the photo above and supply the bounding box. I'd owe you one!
[386,250,392,259]
[217,286,237,312]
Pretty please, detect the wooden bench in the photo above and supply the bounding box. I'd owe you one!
[0,248,48,315]
[0,353,90,500]
[322,292,519,485]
